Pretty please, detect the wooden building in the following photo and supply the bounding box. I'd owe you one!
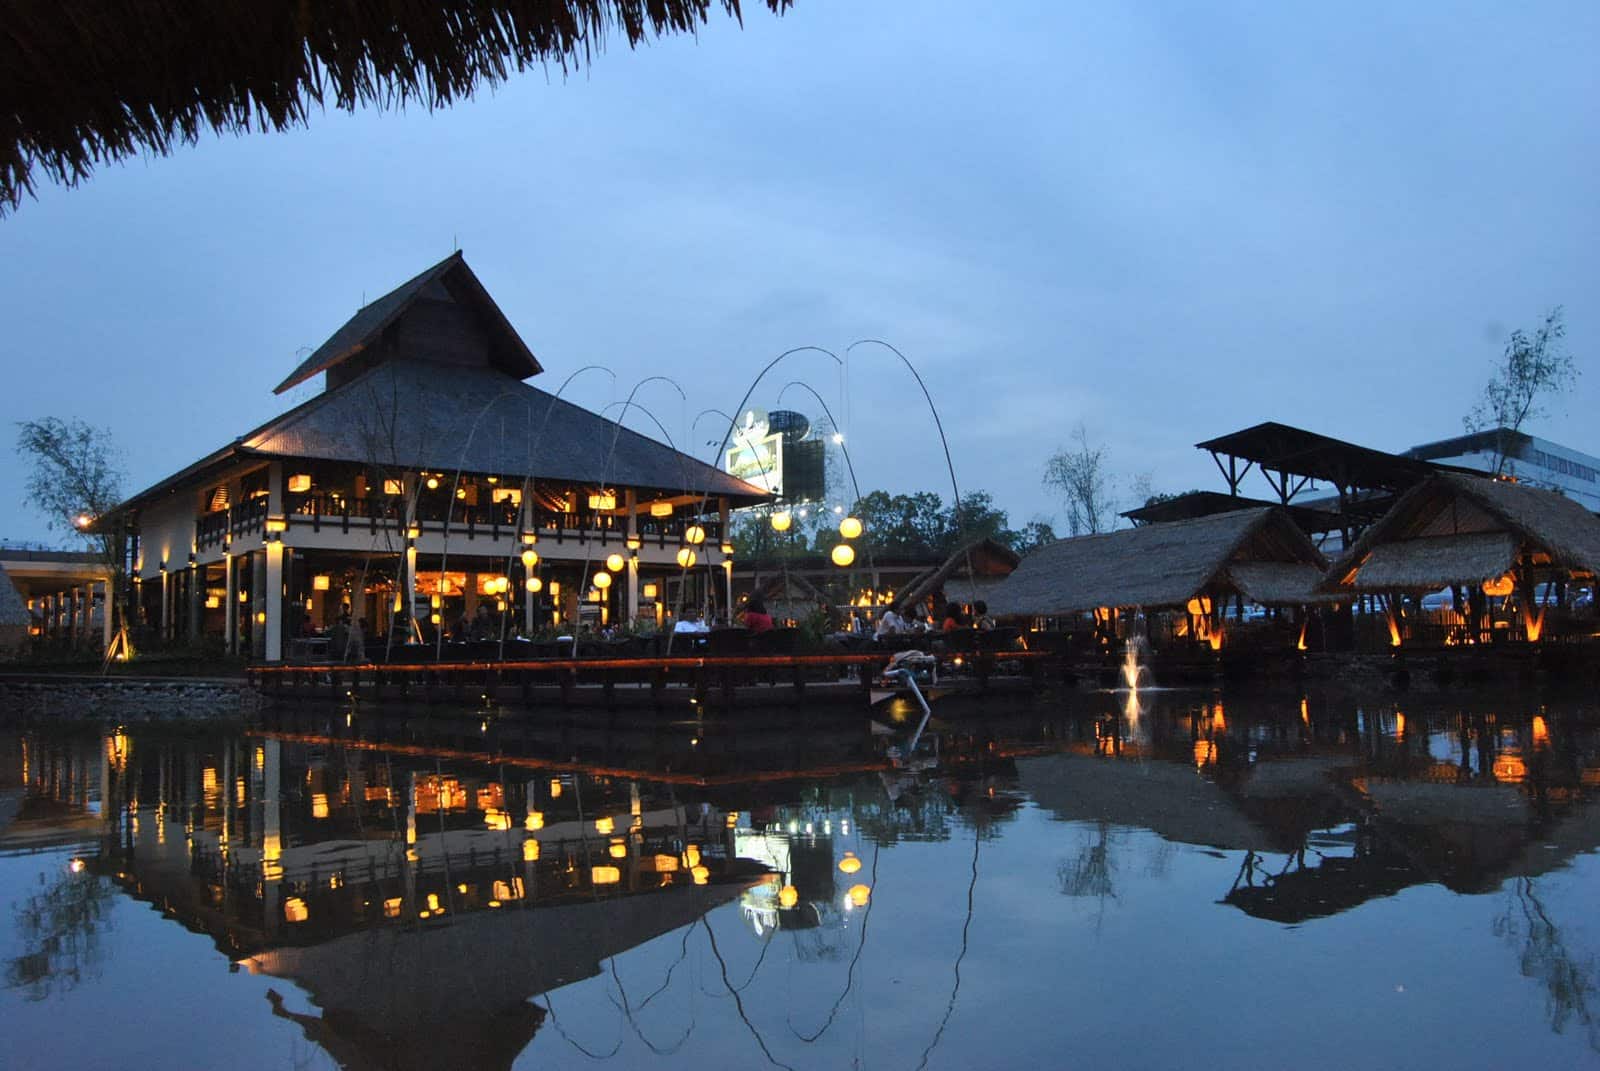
[1323,473,1600,645]
[98,254,766,661]
[986,508,1329,649]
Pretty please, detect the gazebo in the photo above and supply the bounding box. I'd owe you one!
[1323,473,1600,645]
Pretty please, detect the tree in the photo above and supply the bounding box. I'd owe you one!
[940,491,1017,554]
[1043,424,1114,536]
[14,418,123,558]
[1014,517,1057,553]
[1465,307,1579,475]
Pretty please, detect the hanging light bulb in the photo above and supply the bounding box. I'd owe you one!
[684,524,706,546]
[593,572,612,590]
[606,553,625,572]
[839,516,863,540]
[676,547,698,569]
[831,544,856,567]
[521,549,538,568]
[525,577,542,593]
[770,511,792,533]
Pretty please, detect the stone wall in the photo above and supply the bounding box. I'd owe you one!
[0,675,259,722]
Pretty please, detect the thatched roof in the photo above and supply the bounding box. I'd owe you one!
[1326,473,1600,592]
[895,537,1020,612]
[987,508,1326,618]
[0,1,790,212]
[273,252,539,394]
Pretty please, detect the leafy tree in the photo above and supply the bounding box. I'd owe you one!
[1043,424,1114,536]
[14,418,123,556]
[1465,307,1579,474]
[850,490,946,557]
[941,490,1018,553]
[1014,517,1057,553]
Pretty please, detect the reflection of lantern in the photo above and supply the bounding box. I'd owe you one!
[1483,574,1515,597]
[643,583,658,599]
[521,549,538,568]
[770,511,792,533]
[1185,595,1212,616]
[779,885,799,909]
[685,524,706,545]
[592,866,621,884]
[523,838,541,861]
[847,884,871,907]
[839,516,863,540]
[606,553,625,572]
[626,534,642,550]
[525,811,544,831]
[593,572,612,590]
[595,815,615,834]
[838,852,862,875]
[609,839,628,859]
[831,544,856,567]
[676,547,698,569]
[691,865,710,885]
[525,577,542,593]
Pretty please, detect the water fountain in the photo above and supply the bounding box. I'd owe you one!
[1120,633,1154,691]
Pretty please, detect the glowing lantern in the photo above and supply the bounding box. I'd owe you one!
[778,885,799,909]
[609,839,628,859]
[683,844,702,869]
[831,544,856,567]
[520,530,538,546]
[521,549,539,568]
[676,547,698,569]
[606,553,625,572]
[839,516,863,540]
[1483,574,1515,597]
[770,511,792,533]
[595,815,615,835]
[525,577,542,593]
[650,501,673,518]
[691,865,710,885]
[522,839,541,862]
[685,524,706,545]
[593,571,612,590]
[425,476,440,490]
[846,884,871,907]
[643,583,658,599]
[287,474,311,492]
[588,491,618,511]
[838,852,862,875]
[592,866,621,885]
[525,811,545,831]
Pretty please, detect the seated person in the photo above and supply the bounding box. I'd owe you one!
[741,595,774,634]
[673,606,710,634]
[875,606,904,638]
[973,600,996,631]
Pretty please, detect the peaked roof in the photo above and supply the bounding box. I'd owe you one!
[987,508,1327,617]
[1326,473,1600,590]
[272,252,540,394]
[113,359,767,513]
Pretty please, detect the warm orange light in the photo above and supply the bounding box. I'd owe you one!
[1492,754,1527,782]
[1185,595,1213,617]
[779,885,799,909]
[683,844,701,869]
[592,865,622,885]
[609,839,628,859]
[642,583,658,599]
[691,865,710,885]
[588,491,618,511]
[606,553,625,572]
[287,474,311,493]
[846,884,871,907]
[549,779,562,798]
[524,811,544,831]
[651,854,680,872]
[1526,607,1546,642]
[523,838,541,862]
[521,549,539,569]
[483,808,512,831]
[383,898,402,918]
[831,544,856,567]
[284,897,309,923]
[651,501,674,518]
[593,571,612,590]
[838,852,862,875]
[1386,610,1403,647]
[839,516,863,540]
[684,524,706,545]
[1192,739,1214,767]
[1394,712,1406,739]
[1296,620,1308,651]
[595,815,615,835]
[311,793,329,819]
[676,547,697,568]
[1482,574,1515,598]
[1533,715,1550,748]
[770,511,791,532]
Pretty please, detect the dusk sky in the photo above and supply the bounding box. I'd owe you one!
[3,0,1597,545]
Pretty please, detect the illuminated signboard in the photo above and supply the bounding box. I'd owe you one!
[724,410,784,496]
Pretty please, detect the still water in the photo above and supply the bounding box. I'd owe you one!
[3,689,1599,1070]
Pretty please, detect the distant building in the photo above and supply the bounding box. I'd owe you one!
[1403,429,1600,512]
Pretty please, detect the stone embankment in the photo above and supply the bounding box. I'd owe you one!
[0,674,258,722]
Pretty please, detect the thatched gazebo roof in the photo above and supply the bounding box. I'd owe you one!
[1325,473,1600,593]
[894,536,1020,612]
[0,0,791,211]
[986,507,1328,618]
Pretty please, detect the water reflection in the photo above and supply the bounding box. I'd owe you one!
[4,690,1600,1068]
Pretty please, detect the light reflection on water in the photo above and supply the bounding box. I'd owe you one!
[3,689,1600,1070]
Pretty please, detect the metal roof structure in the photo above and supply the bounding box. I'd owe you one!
[1196,421,1480,502]
[1121,490,1343,533]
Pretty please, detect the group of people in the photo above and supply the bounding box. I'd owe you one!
[874,599,995,639]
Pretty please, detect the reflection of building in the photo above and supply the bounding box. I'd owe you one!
[95,253,766,660]
[13,727,767,1071]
